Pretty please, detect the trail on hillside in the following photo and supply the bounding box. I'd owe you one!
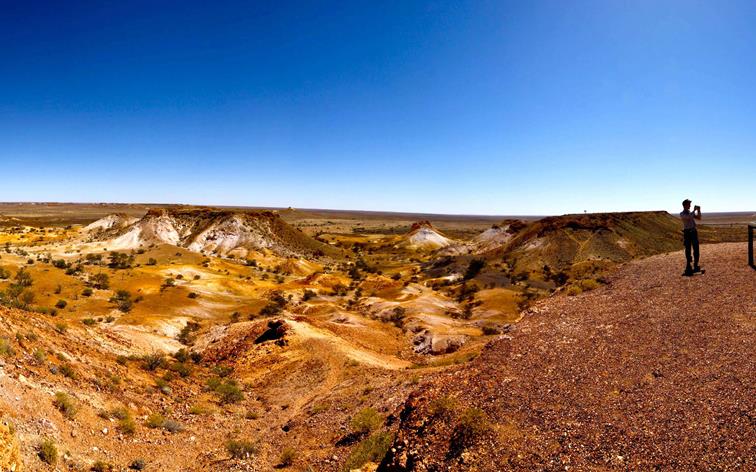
[384,242,755,471]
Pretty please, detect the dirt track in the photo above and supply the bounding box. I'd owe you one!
[384,243,756,471]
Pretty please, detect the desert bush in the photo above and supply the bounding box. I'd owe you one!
[213,380,244,404]
[52,259,67,269]
[428,396,456,417]
[259,302,282,317]
[91,272,110,289]
[38,438,58,465]
[350,407,383,435]
[343,431,394,471]
[170,362,192,377]
[226,439,257,459]
[118,414,137,434]
[162,419,184,433]
[147,258,157,266]
[566,285,582,296]
[18,289,35,307]
[91,460,115,472]
[451,408,491,451]
[110,290,133,313]
[579,278,601,291]
[141,352,166,371]
[53,392,78,419]
[177,321,200,345]
[82,318,96,326]
[145,413,165,428]
[82,287,93,297]
[302,289,316,301]
[0,267,10,279]
[0,338,15,357]
[108,251,133,269]
[33,347,47,364]
[14,268,33,287]
[129,459,147,470]
[387,306,406,328]
[59,363,77,379]
[278,447,296,467]
[55,299,67,309]
[187,292,198,299]
[463,259,485,280]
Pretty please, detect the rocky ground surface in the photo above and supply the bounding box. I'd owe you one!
[382,243,755,471]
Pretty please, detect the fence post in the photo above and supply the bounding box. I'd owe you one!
[749,223,755,269]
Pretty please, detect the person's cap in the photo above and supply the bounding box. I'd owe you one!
[682,198,692,205]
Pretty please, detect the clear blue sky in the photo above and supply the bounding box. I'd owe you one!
[1,1,754,215]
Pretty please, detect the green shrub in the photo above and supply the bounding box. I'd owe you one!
[0,338,15,357]
[54,299,67,309]
[59,363,77,379]
[38,438,58,464]
[278,447,296,467]
[53,392,78,419]
[214,380,244,404]
[343,431,394,471]
[141,353,166,371]
[82,318,96,326]
[91,460,115,472]
[119,415,137,435]
[226,439,257,459]
[91,272,110,289]
[428,396,456,418]
[82,287,93,297]
[129,459,146,470]
[452,408,491,450]
[146,413,165,428]
[162,419,183,433]
[33,347,47,364]
[350,407,383,434]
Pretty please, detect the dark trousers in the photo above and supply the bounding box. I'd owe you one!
[683,228,699,268]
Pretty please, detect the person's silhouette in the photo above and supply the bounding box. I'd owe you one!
[680,199,702,276]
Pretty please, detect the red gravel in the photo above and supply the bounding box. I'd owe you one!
[383,243,755,471]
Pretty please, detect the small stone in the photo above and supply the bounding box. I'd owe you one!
[102,428,108,435]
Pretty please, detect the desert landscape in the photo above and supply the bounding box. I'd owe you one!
[4,2,756,470]
[0,203,752,471]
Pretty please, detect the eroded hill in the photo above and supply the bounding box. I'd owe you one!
[381,243,756,471]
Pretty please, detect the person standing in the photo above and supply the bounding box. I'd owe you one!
[680,199,702,276]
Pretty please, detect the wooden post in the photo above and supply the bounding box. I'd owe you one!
[749,223,755,269]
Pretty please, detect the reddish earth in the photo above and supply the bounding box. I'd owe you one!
[383,242,755,471]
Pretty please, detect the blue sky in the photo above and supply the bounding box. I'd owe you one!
[1,1,754,215]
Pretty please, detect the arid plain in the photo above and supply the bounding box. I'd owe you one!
[0,203,751,471]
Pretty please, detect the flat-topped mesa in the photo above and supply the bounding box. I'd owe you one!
[96,208,334,258]
[493,211,692,274]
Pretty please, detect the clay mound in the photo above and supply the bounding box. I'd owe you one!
[401,221,453,251]
[98,208,335,258]
[83,213,138,233]
[381,243,755,471]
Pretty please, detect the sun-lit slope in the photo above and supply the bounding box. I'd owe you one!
[490,211,690,274]
[95,208,337,258]
[83,213,138,234]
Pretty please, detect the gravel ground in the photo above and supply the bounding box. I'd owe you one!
[383,243,755,471]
